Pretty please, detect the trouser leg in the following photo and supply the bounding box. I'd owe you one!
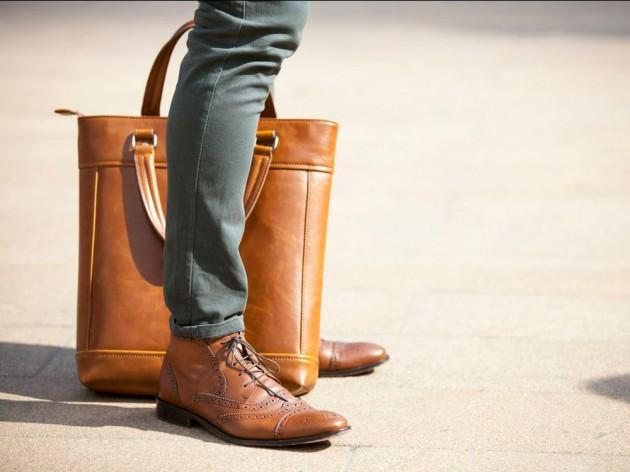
[164,0,309,339]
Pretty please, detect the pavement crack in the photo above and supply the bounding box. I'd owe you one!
[340,445,359,472]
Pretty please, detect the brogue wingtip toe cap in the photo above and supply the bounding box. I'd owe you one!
[278,409,349,439]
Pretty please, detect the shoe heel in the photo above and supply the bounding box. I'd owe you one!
[156,398,193,427]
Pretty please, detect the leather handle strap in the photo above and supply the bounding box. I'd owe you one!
[132,129,274,241]
[141,20,276,118]
[243,147,274,220]
[133,130,166,239]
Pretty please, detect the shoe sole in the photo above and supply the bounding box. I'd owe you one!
[318,355,390,378]
[156,398,351,447]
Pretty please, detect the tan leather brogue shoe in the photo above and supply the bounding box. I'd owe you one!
[318,339,389,377]
[157,333,350,446]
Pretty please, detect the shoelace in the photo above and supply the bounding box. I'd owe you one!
[221,335,288,402]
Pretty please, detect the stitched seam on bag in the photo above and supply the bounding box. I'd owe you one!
[76,352,165,358]
[76,349,165,354]
[78,162,332,173]
[79,162,167,169]
[74,352,316,361]
[77,116,338,126]
[242,158,261,215]
[270,164,332,173]
[186,1,246,321]
[250,155,270,208]
[244,155,269,218]
[86,169,99,350]
[299,172,311,355]
[270,163,331,167]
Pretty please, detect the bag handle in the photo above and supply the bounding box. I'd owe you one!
[133,130,166,239]
[141,20,276,118]
[136,22,279,240]
[133,129,274,240]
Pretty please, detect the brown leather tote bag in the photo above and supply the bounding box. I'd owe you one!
[58,21,337,396]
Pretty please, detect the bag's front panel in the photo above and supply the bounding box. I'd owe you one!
[241,169,307,354]
[241,122,337,394]
[257,120,337,169]
[299,170,333,359]
[75,116,337,396]
[89,165,170,351]
[78,117,168,167]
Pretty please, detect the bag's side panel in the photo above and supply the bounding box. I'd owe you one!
[77,168,98,352]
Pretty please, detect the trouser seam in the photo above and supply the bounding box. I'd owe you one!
[185,0,247,323]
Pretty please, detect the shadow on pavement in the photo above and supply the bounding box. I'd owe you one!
[584,374,630,404]
[0,342,331,452]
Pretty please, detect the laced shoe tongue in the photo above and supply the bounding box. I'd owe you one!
[227,335,289,401]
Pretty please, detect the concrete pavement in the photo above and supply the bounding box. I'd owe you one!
[2,2,630,470]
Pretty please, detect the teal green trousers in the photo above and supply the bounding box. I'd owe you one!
[164,1,309,339]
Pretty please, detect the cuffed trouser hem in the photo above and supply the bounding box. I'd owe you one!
[169,315,244,340]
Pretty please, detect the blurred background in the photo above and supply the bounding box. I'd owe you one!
[2,1,630,470]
